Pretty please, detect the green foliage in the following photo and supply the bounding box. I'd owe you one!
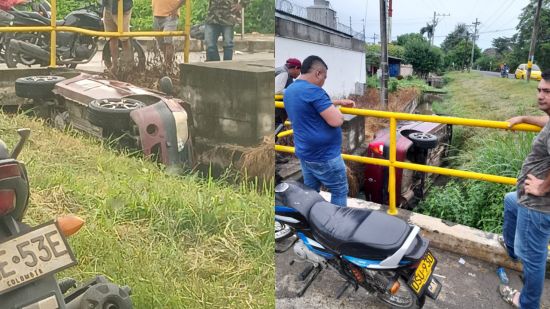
[365,43,406,67]
[56,0,274,33]
[367,75,379,88]
[419,132,533,232]
[419,72,542,232]
[396,33,426,46]
[403,37,443,77]
[441,23,470,53]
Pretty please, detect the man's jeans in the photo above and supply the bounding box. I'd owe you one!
[503,191,550,309]
[300,156,348,207]
[204,23,234,61]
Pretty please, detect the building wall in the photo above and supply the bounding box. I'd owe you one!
[276,37,366,98]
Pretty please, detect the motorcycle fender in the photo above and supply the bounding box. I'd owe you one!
[130,101,193,167]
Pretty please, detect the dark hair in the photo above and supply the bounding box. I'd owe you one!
[301,55,328,74]
[542,69,550,82]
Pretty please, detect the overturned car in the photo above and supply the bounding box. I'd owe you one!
[14,74,194,167]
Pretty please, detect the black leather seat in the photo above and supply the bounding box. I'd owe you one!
[309,202,412,260]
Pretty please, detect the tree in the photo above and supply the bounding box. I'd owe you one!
[420,23,436,44]
[441,23,470,53]
[507,0,550,71]
[396,33,426,46]
[403,38,443,77]
[492,37,514,55]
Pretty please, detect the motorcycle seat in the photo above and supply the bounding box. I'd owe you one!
[309,202,415,260]
[10,10,50,25]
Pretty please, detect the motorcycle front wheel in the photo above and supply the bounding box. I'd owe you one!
[5,33,44,68]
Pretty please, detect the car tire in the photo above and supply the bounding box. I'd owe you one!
[15,75,65,99]
[406,132,438,149]
[88,98,145,131]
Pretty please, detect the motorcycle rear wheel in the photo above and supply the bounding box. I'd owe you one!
[375,277,423,309]
[5,33,44,68]
[102,39,146,71]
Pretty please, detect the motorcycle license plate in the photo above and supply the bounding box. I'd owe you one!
[0,222,76,295]
[407,250,437,296]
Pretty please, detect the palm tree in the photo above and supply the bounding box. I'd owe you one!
[420,22,436,45]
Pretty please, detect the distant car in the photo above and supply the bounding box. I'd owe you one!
[364,120,452,208]
[515,63,542,80]
[14,73,194,168]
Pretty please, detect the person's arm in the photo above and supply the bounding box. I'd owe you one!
[507,115,549,128]
[320,105,344,127]
[274,72,287,95]
[332,99,356,108]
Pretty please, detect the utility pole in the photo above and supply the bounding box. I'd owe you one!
[470,18,480,71]
[350,16,352,36]
[431,11,450,46]
[527,0,543,82]
[388,0,393,43]
[368,33,378,44]
[380,0,388,109]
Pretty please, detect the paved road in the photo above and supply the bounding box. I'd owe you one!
[276,237,550,309]
[477,70,513,79]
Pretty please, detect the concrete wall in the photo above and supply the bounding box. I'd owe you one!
[179,59,274,146]
[275,37,366,98]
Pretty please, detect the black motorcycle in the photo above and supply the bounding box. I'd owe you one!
[0,1,145,69]
[275,181,442,308]
[0,129,133,309]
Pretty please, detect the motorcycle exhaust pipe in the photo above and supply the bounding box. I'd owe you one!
[9,39,50,62]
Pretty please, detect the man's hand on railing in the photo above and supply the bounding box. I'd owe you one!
[333,99,355,108]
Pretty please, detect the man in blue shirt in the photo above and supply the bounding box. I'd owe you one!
[284,55,355,206]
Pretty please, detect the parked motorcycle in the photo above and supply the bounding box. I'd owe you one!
[275,181,441,308]
[0,129,133,309]
[0,1,145,69]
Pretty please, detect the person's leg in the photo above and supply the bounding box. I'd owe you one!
[204,23,220,61]
[103,9,119,71]
[299,160,321,192]
[503,191,519,260]
[221,25,234,60]
[515,205,550,309]
[317,156,348,207]
[119,10,133,68]
[162,16,178,63]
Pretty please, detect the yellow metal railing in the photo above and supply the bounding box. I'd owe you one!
[0,0,192,67]
[274,95,541,215]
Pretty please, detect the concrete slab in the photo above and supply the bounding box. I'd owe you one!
[179,59,274,146]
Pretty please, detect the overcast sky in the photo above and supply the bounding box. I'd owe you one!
[288,0,531,50]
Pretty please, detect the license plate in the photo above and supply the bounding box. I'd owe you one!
[407,250,437,296]
[0,222,76,295]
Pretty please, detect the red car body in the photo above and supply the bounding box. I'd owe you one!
[364,120,452,207]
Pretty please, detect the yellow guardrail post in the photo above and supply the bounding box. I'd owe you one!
[184,0,191,63]
[118,0,123,37]
[388,117,398,215]
[49,0,57,68]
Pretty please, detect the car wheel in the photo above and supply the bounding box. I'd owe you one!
[15,75,65,99]
[406,132,438,149]
[88,98,145,131]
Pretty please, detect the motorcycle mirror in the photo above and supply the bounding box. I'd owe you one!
[10,128,31,159]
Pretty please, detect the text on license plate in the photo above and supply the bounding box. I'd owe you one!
[0,222,76,295]
[408,250,437,295]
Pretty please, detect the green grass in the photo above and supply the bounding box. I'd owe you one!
[0,113,273,308]
[418,72,541,232]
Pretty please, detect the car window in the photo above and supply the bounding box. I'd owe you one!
[520,64,525,70]
[533,64,541,71]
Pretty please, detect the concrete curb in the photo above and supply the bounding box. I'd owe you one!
[320,192,523,272]
[98,36,275,53]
